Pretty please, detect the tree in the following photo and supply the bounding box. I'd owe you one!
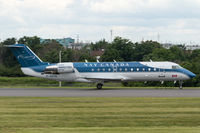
[18,36,41,53]
[190,49,200,62]
[0,38,23,76]
[61,49,74,62]
[111,37,135,61]
[40,41,63,63]
[90,39,109,51]
[101,48,123,62]
[143,48,172,61]
[2,38,16,46]
[0,42,3,65]
[169,46,185,62]
[101,37,134,61]
[1,38,18,67]
[133,40,162,61]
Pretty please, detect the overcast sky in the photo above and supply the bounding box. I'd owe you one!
[1,0,200,44]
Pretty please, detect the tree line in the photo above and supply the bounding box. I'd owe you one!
[0,36,200,87]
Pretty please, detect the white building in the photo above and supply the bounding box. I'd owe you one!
[185,45,200,50]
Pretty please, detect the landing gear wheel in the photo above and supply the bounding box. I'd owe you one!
[97,83,103,90]
[179,81,183,89]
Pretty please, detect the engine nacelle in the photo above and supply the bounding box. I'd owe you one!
[44,65,74,74]
[58,66,74,73]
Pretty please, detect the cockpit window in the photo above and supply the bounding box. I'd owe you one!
[172,65,182,69]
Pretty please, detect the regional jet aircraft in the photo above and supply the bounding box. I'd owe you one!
[7,44,196,89]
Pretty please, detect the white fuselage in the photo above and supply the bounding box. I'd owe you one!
[21,61,194,83]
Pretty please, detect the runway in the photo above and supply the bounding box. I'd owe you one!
[0,88,200,97]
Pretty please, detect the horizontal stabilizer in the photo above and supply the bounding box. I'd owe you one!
[4,45,24,48]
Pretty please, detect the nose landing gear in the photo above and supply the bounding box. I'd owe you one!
[179,81,183,89]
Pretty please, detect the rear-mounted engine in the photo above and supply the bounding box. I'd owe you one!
[44,65,74,74]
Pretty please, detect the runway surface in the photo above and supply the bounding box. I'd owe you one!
[0,88,200,97]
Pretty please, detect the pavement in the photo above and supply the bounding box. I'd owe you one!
[0,88,200,97]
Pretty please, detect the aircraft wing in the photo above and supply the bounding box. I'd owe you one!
[83,76,128,82]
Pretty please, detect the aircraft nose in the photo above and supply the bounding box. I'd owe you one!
[190,72,196,78]
[187,70,196,78]
[183,69,196,79]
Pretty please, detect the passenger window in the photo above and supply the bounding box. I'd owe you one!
[131,68,133,72]
[143,68,145,71]
[92,69,94,72]
[103,68,105,72]
[108,68,111,72]
[137,68,139,71]
[148,68,151,71]
[125,68,127,72]
[154,68,156,71]
[119,68,122,72]
[97,68,100,72]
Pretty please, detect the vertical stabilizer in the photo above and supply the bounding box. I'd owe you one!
[7,44,45,67]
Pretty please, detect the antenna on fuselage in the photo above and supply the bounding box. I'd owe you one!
[97,59,100,63]
[150,59,153,62]
[85,59,88,63]
[113,60,117,62]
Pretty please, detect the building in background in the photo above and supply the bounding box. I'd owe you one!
[55,38,75,47]
[67,42,90,50]
[161,43,200,50]
[185,45,200,50]
[161,43,173,49]
[40,37,91,49]
[40,38,75,47]
[40,38,51,44]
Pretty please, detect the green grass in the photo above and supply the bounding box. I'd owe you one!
[0,77,123,88]
[0,97,200,133]
[1,77,200,89]
[0,77,59,86]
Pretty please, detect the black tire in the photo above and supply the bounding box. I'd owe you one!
[97,83,103,90]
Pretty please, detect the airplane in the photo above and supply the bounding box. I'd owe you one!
[6,44,196,89]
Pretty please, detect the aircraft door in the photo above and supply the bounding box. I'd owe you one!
[113,66,117,72]
[159,69,166,78]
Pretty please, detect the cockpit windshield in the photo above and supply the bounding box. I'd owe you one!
[172,65,182,69]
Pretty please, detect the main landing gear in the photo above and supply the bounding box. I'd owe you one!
[96,83,103,90]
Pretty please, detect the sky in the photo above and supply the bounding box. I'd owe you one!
[0,0,200,44]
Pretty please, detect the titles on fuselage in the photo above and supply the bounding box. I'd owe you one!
[84,63,130,67]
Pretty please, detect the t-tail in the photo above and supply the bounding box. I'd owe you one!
[6,44,49,77]
[6,44,47,67]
